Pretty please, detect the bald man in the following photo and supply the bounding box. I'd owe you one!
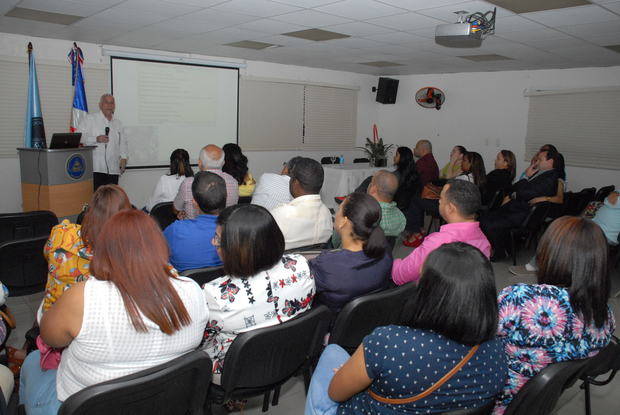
[173,144,239,219]
[413,139,439,187]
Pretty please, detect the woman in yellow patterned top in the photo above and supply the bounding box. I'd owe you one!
[223,143,256,197]
[42,185,131,312]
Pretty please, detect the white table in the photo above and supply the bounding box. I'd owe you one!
[320,164,383,210]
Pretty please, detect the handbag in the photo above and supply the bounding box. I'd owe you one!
[36,335,63,370]
[368,345,479,405]
[421,183,442,200]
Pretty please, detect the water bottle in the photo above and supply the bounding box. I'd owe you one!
[339,154,344,164]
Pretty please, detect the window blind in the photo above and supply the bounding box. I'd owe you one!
[524,87,620,170]
[303,85,357,150]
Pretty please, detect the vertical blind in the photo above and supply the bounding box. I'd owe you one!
[524,87,620,170]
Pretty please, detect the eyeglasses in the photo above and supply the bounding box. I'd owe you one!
[211,233,221,247]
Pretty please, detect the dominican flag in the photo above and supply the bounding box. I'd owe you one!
[24,42,46,148]
[68,43,88,132]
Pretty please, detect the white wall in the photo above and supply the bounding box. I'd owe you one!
[376,66,620,192]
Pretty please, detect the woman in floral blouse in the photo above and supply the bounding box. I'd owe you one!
[42,185,131,314]
[202,204,315,384]
[494,216,615,414]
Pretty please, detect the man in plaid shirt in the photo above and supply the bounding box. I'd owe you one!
[173,144,238,219]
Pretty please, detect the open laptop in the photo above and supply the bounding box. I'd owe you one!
[49,133,82,149]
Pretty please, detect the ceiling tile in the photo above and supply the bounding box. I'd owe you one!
[270,0,344,7]
[235,18,308,34]
[282,28,350,41]
[496,28,571,42]
[493,15,548,34]
[0,0,19,15]
[600,1,620,13]
[271,9,353,26]
[153,0,227,6]
[363,31,431,45]
[211,0,302,18]
[375,0,472,12]
[556,20,620,38]
[111,0,203,17]
[17,0,109,17]
[316,0,406,20]
[587,32,620,45]
[86,8,168,25]
[322,22,396,37]
[144,19,212,35]
[416,1,515,23]
[485,0,591,14]
[521,5,620,27]
[0,16,69,38]
[259,34,316,46]
[175,8,260,26]
[322,37,390,49]
[366,12,445,30]
[196,27,273,43]
[108,26,189,48]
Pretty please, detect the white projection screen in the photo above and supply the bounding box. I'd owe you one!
[111,57,239,168]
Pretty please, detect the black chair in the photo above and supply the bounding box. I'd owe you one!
[320,157,339,165]
[440,401,495,415]
[595,185,615,202]
[562,187,596,217]
[353,158,369,163]
[150,202,176,230]
[329,283,417,354]
[579,336,620,415]
[508,202,551,266]
[181,266,226,286]
[238,196,252,204]
[0,236,48,296]
[284,243,327,255]
[0,210,57,244]
[55,351,212,415]
[206,305,331,413]
[503,358,591,415]
[485,189,505,212]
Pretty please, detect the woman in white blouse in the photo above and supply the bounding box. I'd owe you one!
[19,210,208,415]
[202,204,315,384]
[456,151,487,190]
[144,149,194,212]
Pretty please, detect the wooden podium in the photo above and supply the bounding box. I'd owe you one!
[17,147,95,217]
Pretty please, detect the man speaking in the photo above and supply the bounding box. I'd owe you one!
[78,93,128,190]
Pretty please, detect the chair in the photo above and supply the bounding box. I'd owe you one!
[238,196,252,204]
[353,158,369,163]
[508,202,551,266]
[0,210,57,244]
[205,305,331,413]
[55,351,212,415]
[284,243,327,255]
[329,283,417,354]
[0,236,48,296]
[484,189,505,212]
[320,156,339,165]
[150,202,176,230]
[503,358,591,415]
[579,336,620,415]
[181,266,225,286]
[562,187,596,217]
[440,401,495,415]
[595,185,615,202]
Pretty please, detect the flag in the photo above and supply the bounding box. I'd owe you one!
[68,42,88,132]
[24,42,46,148]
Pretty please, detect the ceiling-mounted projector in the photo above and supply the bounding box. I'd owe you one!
[435,8,496,48]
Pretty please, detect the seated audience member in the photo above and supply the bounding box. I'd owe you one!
[271,157,332,250]
[164,172,225,272]
[173,144,238,219]
[20,210,208,414]
[311,193,392,314]
[305,242,507,415]
[494,216,615,414]
[222,143,256,197]
[484,150,516,206]
[393,180,490,285]
[202,204,315,383]
[43,184,131,313]
[457,151,487,188]
[440,145,467,179]
[251,157,299,210]
[144,149,193,212]
[517,144,558,181]
[414,139,439,187]
[331,170,405,248]
[593,189,620,244]
[480,148,561,261]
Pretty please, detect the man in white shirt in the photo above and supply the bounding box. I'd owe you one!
[271,157,332,250]
[251,157,301,211]
[77,94,128,190]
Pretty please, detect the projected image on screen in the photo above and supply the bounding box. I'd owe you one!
[111,57,239,167]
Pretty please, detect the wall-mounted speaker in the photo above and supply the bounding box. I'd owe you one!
[375,77,399,104]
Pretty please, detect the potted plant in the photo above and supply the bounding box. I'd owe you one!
[357,125,394,167]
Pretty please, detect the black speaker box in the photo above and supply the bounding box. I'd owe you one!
[375,77,399,104]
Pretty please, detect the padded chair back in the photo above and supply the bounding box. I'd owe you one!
[563,187,595,216]
[320,157,339,165]
[330,283,417,353]
[522,202,551,231]
[218,305,331,399]
[486,189,505,211]
[181,266,225,286]
[57,351,212,415]
[503,359,590,415]
[580,337,620,380]
[0,210,57,245]
[284,243,326,254]
[0,236,48,296]
[353,158,369,164]
[150,202,176,230]
[238,196,252,204]
[595,185,615,202]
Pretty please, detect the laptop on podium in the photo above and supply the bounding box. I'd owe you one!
[49,133,82,149]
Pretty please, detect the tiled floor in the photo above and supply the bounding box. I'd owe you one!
[6,244,620,414]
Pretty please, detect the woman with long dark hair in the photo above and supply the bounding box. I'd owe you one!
[306,242,507,415]
[222,143,256,197]
[392,146,419,210]
[494,216,615,414]
[20,210,208,414]
[145,148,194,212]
[457,151,487,189]
[311,192,392,314]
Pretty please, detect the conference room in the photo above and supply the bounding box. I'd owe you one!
[0,0,619,414]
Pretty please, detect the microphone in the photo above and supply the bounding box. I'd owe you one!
[105,127,109,137]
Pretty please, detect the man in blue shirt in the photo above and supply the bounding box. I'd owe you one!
[164,171,225,272]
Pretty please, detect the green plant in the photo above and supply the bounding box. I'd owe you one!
[357,137,394,161]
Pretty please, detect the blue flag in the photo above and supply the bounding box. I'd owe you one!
[24,42,46,148]
[68,43,88,132]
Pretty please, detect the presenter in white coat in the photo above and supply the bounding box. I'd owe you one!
[78,94,128,190]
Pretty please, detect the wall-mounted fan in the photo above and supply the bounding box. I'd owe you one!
[415,87,445,110]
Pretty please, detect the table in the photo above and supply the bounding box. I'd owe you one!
[320,164,383,210]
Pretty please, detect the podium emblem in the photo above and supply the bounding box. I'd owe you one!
[66,154,86,180]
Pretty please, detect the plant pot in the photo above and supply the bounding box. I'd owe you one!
[372,157,387,167]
